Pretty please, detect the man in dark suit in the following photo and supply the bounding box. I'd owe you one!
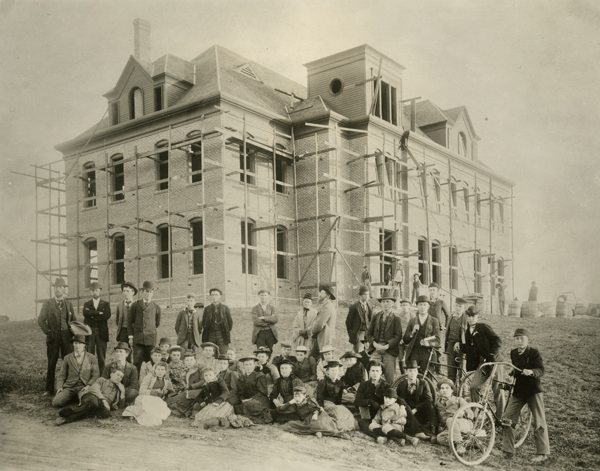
[461,305,506,419]
[366,289,403,384]
[128,281,161,372]
[396,360,436,435]
[175,293,202,352]
[200,288,233,355]
[346,285,372,353]
[403,295,441,375]
[52,334,100,407]
[82,282,111,372]
[101,342,139,406]
[38,278,76,395]
[428,283,449,374]
[445,297,468,384]
[115,281,137,362]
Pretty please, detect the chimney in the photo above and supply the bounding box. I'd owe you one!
[133,18,151,63]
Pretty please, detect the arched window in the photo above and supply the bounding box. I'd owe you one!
[83,162,96,208]
[187,131,203,184]
[84,238,98,287]
[129,87,144,119]
[190,218,203,275]
[474,251,482,293]
[156,140,169,190]
[275,157,287,194]
[449,246,458,290]
[431,240,442,285]
[241,219,257,275]
[458,132,468,157]
[111,154,124,201]
[112,233,125,284]
[157,224,171,279]
[276,226,287,279]
[418,237,429,284]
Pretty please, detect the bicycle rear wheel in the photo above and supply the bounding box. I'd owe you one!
[457,371,474,401]
[391,373,437,405]
[449,402,496,466]
[515,404,532,448]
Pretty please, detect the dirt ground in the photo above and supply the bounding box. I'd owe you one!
[1,309,600,470]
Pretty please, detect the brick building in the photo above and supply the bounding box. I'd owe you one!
[55,20,514,312]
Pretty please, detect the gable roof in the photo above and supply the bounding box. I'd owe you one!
[403,100,453,128]
[151,53,195,83]
[103,55,153,100]
[443,105,481,141]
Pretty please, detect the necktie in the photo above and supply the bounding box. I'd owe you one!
[126,301,131,310]
[408,382,416,394]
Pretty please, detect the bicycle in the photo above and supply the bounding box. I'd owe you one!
[448,361,533,466]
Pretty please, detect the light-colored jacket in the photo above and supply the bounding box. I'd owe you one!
[251,303,278,345]
[139,374,174,396]
[292,307,317,348]
[369,402,407,433]
[311,298,336,349]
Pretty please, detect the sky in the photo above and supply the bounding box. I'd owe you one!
[1,0,599,319]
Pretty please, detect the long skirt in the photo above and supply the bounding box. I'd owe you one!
[323,400,356,432]
[242,395,273,424]
[123,395,171,426]
[194,402,234,423]
[167,391,200,417]
[282,411,340,436]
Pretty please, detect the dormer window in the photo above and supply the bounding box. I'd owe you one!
[129,87,144,119]
[373,80,398,126]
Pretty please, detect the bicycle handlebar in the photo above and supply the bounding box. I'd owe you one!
[479,361,522,372]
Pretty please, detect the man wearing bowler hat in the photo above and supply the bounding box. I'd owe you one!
[128,281,161,373]
[310,286,337,359]
[115,281,137,362]
[38,278,77,396]
[82,282,111,372]
[366,289,403,384]
[346,286,372,353]
[101,342,139,406]
[52,334,100,408]
[403,295,441,375]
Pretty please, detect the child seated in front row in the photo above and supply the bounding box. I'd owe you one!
[167,346,186,394]
[139,347,164,384]
[278,386,341,437]
[433,379,474,455]
[139,362,174,399]
[368,388,420,447]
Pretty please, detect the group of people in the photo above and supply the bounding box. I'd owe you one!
[37,277,549,463]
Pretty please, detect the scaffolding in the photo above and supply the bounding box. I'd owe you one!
[17,95,514,314]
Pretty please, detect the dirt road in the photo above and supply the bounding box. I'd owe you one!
[0,410,480,471]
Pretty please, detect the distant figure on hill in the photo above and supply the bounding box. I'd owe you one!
[496,283,506,316]
[528,282,538,302]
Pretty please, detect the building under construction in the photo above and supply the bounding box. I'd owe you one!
[33,20,514,313]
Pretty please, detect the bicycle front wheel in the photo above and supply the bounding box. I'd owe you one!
[449,402,496,466]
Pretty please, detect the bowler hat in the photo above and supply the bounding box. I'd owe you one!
[151,346,163,355]
[513,328,530,338]
[378,289,396,302]
[428,282,439,289]
[114,342,131,354]
[121,281,137,295]
[280,341,292,348]
[340,351,361,360]
[89,282,102,291]
[416,295,431,305]
[168,345,183,354]
[69,320,92,336]
[358,285,370,295]
[72,334,87,345]
[465,306,480,317]
[142,281,154,291]
[319,286,336,301]
[295,346,308,353]
[324,360,342,369]
[455,297,467,305]
[320,345,335,354]
[384,388,398,399]
[405,360,419,370]
[302,293,313,300]
[53,278,68,287]
[399,298,412,304]
[159,337,172,346]
[217,354,229,361]
[239,355,259,363]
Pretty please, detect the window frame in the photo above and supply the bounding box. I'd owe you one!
[129,87,144,120]
[241,219,257,275]
[239,145,256,185]
[276,225,288,279]
[111,154,125,201]
[83,162,96,208]
[112,233,125,285]
[157,224,171,279]
[431,240,442,286]
[418,237,429,285]
[156,141,169,191]
[190,218,204,275]
[84,238,98,287]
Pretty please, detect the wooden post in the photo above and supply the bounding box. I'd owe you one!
[76,155,81,314]
[474,173,478,294]
[135,147,141,294]
[272,127,278,304]
[489,177,493,314]
[48,164,52,298]
[105,152,111,303]
[34,165,39,318]
[510,186,515,301]
[447,156,453,310]
[200,130,207,307]
[243,113,249,307]
[291,128,301,303]
[421,150,432,284]
[167,126,172,308]
[314,132,320,290]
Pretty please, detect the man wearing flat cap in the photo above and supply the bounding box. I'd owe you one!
[445,297,468,384]
[366,289,403,384]
[310,286,337,359]
[128,281,161,373]
[82,282,111,372]
[292,293,317,353]
[251,289,279,351]
[115,281,137,363]
[38,278,76,396]
[346,286,372,353]
[175,293,202,353]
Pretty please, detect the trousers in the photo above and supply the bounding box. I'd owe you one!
[206,329,228,356]
[470,365,506,420]
[352,331,366,353]
[502,393,550,455]
[436,417,473,446]
[369,350,397,385]
[45,330,73,393]
[52,384,84,408]
[255,329,277,351]
[133,344,155,373]
[87,327,107,371]
[59,393,111,423]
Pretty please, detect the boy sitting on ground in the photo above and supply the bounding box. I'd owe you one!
[56,370,125,426]
[193,368,229,414]
[340,351,367,405]
[368,388,419,447]
[433,378,474,455]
